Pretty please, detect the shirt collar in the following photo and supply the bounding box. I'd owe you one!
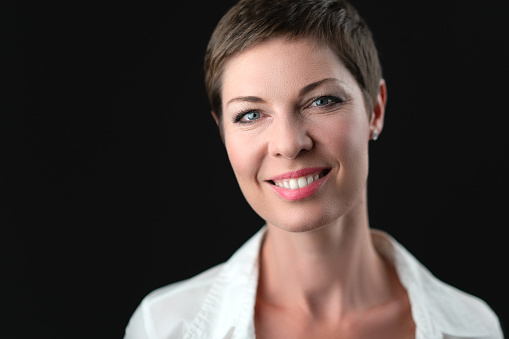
[184,227,264,339]
[185,227,494,339]
[371,230,495,339]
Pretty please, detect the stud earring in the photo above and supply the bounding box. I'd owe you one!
[372,130,379,141]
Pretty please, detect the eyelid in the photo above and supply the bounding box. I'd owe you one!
[307,95,344,108]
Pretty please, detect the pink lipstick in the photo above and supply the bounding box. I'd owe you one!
[267,167,330,201]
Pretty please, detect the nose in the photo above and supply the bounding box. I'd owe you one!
[268,115,313,159]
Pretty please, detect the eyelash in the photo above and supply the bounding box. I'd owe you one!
[309,95,344,107]
[232,95,344,124]
[233,108,260,124]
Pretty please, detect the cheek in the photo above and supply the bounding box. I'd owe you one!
[316,115,369,162]
[224,132,263,183]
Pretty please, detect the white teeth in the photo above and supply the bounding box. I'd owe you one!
[289,178,299,189]
[273,172,323,190]
[297,177,307,188]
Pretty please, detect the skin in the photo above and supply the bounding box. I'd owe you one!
[214,37,415,338]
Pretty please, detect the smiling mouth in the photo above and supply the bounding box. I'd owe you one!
[268,168,331,190]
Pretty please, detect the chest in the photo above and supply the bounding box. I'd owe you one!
[254,318,415,339]
[254,302,416,339]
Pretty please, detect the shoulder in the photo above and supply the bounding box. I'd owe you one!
[372,230,503,338]
[124,264,224,339]
[124,227,267,339]
[423,272,503,338]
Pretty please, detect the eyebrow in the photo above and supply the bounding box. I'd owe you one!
[225,78,341,107]
[226,96,266,107]
[299,78,339,97]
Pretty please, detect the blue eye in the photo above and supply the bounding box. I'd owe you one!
[243,111,261,121]
[310,96,341,107]
[234,110,262,124]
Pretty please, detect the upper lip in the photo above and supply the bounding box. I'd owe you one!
[267,167,329,182]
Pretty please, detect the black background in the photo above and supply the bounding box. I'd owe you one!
[2,0,507,337]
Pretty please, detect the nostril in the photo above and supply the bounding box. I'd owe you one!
[267,122,314,159]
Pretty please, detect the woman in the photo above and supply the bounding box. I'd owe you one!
[125,0,503,338]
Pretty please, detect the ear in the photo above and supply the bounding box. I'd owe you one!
[211,111,220,126]
[211,111,225,143]
[369,79,387,140]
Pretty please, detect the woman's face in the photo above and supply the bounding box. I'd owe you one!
[218,37,385,232]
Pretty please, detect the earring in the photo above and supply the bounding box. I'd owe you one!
[372,130,379,141]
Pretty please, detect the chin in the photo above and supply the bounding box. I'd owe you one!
[262,196,348,233]
[270,217,334,233]
[257,182,369,234]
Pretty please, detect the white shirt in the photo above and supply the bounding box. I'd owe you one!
[124,227,503,339]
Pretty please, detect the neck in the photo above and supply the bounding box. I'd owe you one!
[258,200,393,320]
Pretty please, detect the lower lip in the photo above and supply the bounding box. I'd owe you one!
[268,172,329,201]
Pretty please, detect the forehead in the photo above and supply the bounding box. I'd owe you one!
[221,37,357,101]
